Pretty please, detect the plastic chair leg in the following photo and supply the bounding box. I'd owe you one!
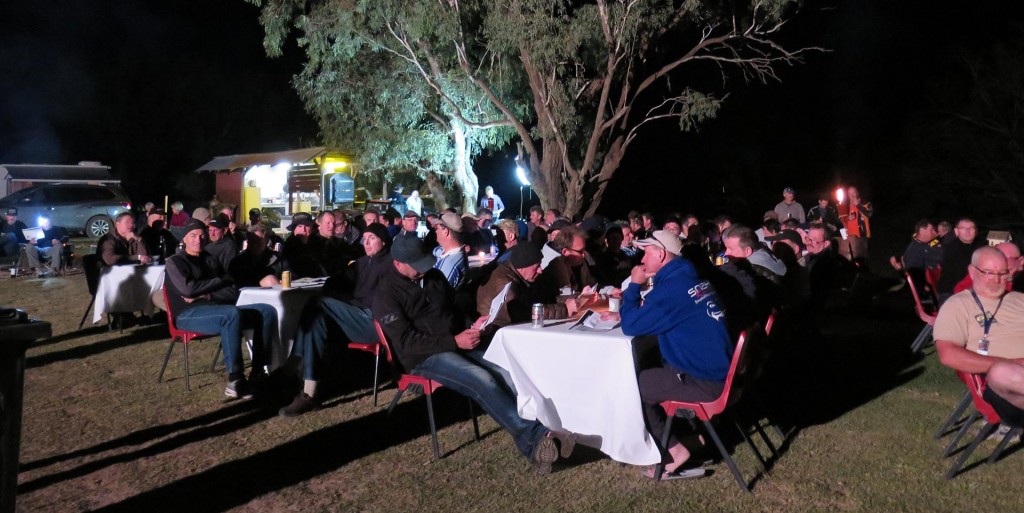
[752,420,781,459]
[210,344,222,372]
[946,422,999,479]
[386,388,405,416]
[935,392,972,439]
[703,419,751,493]
[735,421,769,471]
[911,324,933,353]
[372,351,381,407]
[653,412,676,481]
[987,427,1022,464]
[158,337,177,383]
[943,411,981,457]
[78,296,96,330]
[183,341,191,391]
[425,392,441,460]
[469,399,481,440]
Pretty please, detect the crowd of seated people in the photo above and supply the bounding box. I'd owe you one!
[76,184,1024,478]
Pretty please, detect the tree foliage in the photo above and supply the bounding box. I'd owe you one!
[252,0,816,216]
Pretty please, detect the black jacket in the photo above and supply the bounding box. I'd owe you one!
[322,249,393,309]
[164,250,239,319]
[372,267,461,372]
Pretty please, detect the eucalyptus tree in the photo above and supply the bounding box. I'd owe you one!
[254,0,815,216]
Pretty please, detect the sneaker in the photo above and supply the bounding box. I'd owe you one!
[224,379,253,400]
[531,435,559,475]
[548,430,578,459]
[278,392,319,417]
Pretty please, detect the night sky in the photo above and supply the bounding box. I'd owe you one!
[3,1,1023,237]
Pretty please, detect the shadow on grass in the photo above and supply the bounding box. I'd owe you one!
[25,325,166,369]
[30,325,111,348]
[85,393,499,513]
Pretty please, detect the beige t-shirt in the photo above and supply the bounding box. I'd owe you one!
[934,290,1024,358]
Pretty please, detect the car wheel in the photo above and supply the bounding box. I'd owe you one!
[86,215,112,239]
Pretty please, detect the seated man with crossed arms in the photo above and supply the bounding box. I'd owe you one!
[935,245,1024,430]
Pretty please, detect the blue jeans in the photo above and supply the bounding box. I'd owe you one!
[174,303,278,378]
[413,350,547,459]
[292,297,376,380]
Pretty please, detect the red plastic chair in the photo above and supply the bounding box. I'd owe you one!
[376,321,480,460]
[655,328,759,492]
[905,272,937,352]
[346,339,384,406]
[943,372,1023,479]
[158,286,221,391]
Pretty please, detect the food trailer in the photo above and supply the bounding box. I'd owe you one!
[195,147,359,221]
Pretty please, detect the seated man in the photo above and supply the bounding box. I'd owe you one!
[25,217,69,277]
[279,224,394,416]
[205,217,239,275]
[935,246,1024,430]
[890,219,942,272]
[476,243,578,344]
[723,225,786,283]
[535,226,597,299]
[228,224,283,289]
[374,236,576,474]
[281,212,328,279]
[164,220,278,398]
[0,207,28,257]
[620,230,733,479]
[139,209,178,263]
[432,212,467,288]
[98,212,151,266]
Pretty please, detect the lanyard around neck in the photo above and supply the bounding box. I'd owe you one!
[969,289,1005,339]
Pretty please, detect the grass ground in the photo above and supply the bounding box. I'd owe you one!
[4,267,1023,512]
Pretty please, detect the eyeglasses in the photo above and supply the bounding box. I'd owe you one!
[972,265,1010,278]
[566,247,588,256]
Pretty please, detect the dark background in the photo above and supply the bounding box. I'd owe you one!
[3,0,1023,248]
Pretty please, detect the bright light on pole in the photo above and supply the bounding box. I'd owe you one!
[515,157,531,219]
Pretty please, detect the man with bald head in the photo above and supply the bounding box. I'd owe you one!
[935,246,1024,430]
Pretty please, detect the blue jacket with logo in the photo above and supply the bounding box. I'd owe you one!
[621,257,733,382]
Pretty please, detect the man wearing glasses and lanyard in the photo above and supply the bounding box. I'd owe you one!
[935,246,1024,429]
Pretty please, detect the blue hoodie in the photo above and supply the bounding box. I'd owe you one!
[621,257,733,382]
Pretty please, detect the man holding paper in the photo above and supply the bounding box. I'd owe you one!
[25,217,68,277]
[475,242,578,344]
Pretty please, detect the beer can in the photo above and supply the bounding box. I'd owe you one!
[274,242,282,252]
[281,270,292,289]
[531,303,544,328]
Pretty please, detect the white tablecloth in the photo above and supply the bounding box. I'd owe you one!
[484,321,661,465]
[236,280,324,370]
[93,265,166,323]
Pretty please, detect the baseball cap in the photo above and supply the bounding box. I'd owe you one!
[287,212,315,231]
[5,207,18,216]
[439,212,463,232]
[634,230,682,256]
[248,207,262,217]
[183,219,207,234]
[391,235,436,273]
[768,229,805,251]
[207,217,229,229]
[783,187,795,194]
[191,207,212,223]
[763,210,779,221]
[403,210,420,218]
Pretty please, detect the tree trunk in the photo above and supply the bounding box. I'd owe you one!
[585,136,627,217]
[424,173,449,212]
[450,120,479,214]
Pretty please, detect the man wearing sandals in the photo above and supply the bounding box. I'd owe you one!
[373,236,577,473]
[621,230,733,480]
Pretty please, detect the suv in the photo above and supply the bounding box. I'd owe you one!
[0,184,131,239]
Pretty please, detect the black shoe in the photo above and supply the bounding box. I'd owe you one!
[278,392,319,417]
